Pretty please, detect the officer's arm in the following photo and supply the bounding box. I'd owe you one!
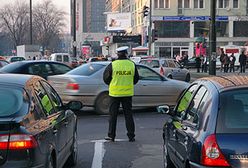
[103,63,112,85]
[133,64,139,85]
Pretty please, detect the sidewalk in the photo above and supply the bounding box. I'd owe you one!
[189,68,248,82]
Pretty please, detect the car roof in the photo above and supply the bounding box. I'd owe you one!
[141,58,174,61]
[200,75,248,90]
[0,74,40,87]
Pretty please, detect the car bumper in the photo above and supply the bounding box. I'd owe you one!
[189,161,214,168]
[1,161,44,168]
[60,94,95,107]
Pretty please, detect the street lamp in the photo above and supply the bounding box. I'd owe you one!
[209,0,216,75]
[148,0,152,56]
[30,0,32,45]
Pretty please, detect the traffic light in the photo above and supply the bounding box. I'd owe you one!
[152,29,158,42]
[142,6,149,17]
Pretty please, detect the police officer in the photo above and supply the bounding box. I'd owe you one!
[103,46,139,142]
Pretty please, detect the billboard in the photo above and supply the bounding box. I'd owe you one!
[107,13,131,31]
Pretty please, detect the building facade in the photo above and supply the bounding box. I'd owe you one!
[150,0,248,58]
[71,0,106,57]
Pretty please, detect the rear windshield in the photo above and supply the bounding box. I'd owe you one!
[0,87,26,117]
[67,63,106,76]
[217,89,248,133]
[11,57,25,62]
[0,62,23,73]
[140,60,160,68]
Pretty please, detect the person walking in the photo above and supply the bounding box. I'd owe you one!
[223,54,230,73]
[103,46,139,142]
[220,49,225,72]
[229,53,236,72]
[239,50,247,73]
[201,56,207,73]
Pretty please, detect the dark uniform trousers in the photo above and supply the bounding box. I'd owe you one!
[108,96,135,139]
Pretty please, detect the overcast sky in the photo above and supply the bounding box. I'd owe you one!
[0,0,71,32]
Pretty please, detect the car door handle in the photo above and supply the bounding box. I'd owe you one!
[53,129,58,134]
[64,121,69,126]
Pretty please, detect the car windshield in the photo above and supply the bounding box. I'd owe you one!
[11,57,25,62]
[0,86,25,117]
[67,63,106,76]
[140,60,160,68]
[0,62,23,73]
[217,89,248,133]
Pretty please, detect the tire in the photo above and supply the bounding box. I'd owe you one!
[163,142,175,168]
[67,131,78,166]
[95,92,111,115]
[185,73,190,82]
[167,75,172,79]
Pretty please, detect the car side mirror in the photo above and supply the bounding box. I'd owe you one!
[157,105,173,114]
[66,101,83,111]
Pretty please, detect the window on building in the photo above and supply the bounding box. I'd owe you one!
[234,21,248,37]
[154,21,190,38]
[194,0,204,8]
[154,0,170,8]
[218,0,230,8]
[216,21,229,37]
[233,0,239,8]
[178,0,190,8]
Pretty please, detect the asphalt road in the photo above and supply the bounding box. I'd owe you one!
[68,109,169,168]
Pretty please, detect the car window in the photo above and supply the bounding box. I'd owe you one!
[185,86,208,124]
[167,60,176,68]
[56,55,62,62]
[140,60,160,68]
[10,57,25,62]
[0,62,23,73]
[63,55,69,62]
[67,63,105,76]
[176,84,198,118]
[28,64,42,75]
[51,63,72,74]
[41,81,63,112]
[217,89,248,133]
[34,81,55,115]
[174,61,181,68]
[137,65,162,81]
[0,86,27,117]
[161,60,168,67]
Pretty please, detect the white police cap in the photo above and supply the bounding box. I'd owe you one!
[116,46,129,53]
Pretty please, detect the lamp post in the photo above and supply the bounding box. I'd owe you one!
[148,0,152,56]
[72,0,77,57]
[30,0,33,45]
[209,0,216,75]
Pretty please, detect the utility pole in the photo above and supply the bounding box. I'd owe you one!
[30,0,33,45]
[72,0,77,57]
[209,0,216,75]
[148,0,152,56]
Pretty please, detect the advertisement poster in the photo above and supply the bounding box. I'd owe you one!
[107,13,131,31]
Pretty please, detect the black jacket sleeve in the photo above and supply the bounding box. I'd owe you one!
[133,64,139,85]
[103,63,112,85]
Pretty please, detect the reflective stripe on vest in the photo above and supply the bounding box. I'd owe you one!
[109,60,135,97]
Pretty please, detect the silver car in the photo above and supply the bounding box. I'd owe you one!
[48,62,189,114]
[140,58,191,82]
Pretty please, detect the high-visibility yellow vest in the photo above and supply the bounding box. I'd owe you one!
[109,60,135,97]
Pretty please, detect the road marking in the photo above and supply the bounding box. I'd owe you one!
[90,139,127,168]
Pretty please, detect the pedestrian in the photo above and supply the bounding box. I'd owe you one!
[229,53,236,72]
[239,50,247,73]
[195,56,201,73]
[103,46,139,142]
[201,56,207,73]
[220,49,225,72]
[223,54,230,73]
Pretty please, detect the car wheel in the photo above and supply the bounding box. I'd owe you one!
[163,143,175,168]
[95,92,110,115]
[67,131,78,166]
[167,75,172,79]
[185,74,190,82]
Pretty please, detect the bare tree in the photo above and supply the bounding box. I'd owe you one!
[32,0,66,50]
[0,1,29,49]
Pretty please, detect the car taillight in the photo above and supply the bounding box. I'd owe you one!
[0,134,37,150]
[160,67,165,76]
[201,134,230,167]
[66,83,79,90]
